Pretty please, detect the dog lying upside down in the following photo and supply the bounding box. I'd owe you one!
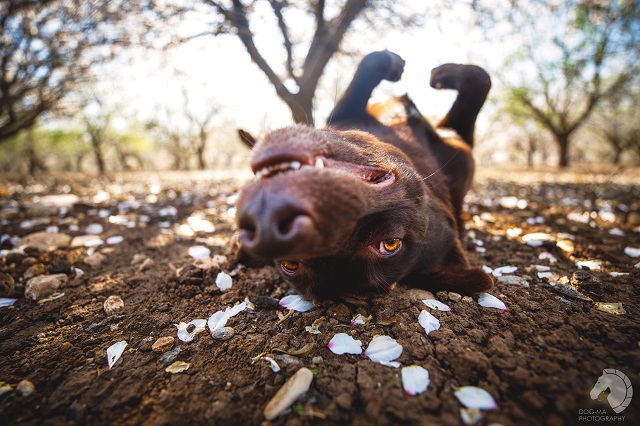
[236,50,493,301]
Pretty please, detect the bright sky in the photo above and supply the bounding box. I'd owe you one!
[105,3,515,136]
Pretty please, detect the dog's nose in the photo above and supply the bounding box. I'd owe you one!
[238,195,318,259]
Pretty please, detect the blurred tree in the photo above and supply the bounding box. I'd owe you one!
[0,1,156,144]
[155,0,425,126]
[589,87,640,164]
[181,88,219,170]
[498,0,640,167]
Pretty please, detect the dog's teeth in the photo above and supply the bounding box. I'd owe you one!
[315,157,324,169]
[291,161,301,170]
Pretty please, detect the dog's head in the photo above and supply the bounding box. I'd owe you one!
[236,126,457,300]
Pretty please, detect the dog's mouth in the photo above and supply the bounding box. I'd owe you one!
[253,155,395,186]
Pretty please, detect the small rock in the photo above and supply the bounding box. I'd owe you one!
[407,288,436,301]
[274,354,303,367]
[0,272,16,296]
[250,296,281,310]
[0,382,13,397]
[61,342,73,352]
[15,379,35,397]
[19,232,71,251]
[165,361,190,374]
[497,275,530,287]
[626,212,640,228]
[131,253,149,265]
[48,260,71,274]
[23,263,47,279]
[159,347,181,365]
[594,302,626,315]
[212,326,235,341]
[138,258,155,272]
[461,296,473,303]
[556,240,575,253]
[448,292,462,302]
[570,271,601,289]
[84,252,107,267]
[25,274,68,300]
[152,336,175,353]
[103,295,124,315]
[263,367,314,420]
[312,356,323,364]
[70,235,103,248]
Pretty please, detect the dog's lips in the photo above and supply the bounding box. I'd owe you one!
[253,155,395,186]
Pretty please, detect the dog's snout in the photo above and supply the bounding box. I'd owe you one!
[238,195,318,259]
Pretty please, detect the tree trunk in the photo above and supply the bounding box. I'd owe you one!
[555,133,570,168]
[285,92,314,126]
[90,135,106,174]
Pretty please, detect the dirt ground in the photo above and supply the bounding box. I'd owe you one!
[0,166,638,426]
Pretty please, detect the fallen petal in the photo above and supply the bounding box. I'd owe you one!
[225,300,251,317]
[0,298,17,308]
[378,361,401,368]
[492,266,517,277]
[418,310,441,334]
[576,260,601,270]
[107,340,127,369]
[188,245,211,260]
[208,311,229,333]
[365,335,403,364]
[421,299,451,312]
[327,333,362,355]
[175,319,207,342]
[455,386,498,410]
[279,294,315,312]
[624,247,640,258]
[478,293,507,311]
[263,367,314,420]
[215,272,233,291]
[106,235,124,244]
[401,365,430,395]
[482,265,493,274]
[263,356,281,372]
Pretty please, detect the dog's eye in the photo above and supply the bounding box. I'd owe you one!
[379,238,402,255]
[280,260,299,275]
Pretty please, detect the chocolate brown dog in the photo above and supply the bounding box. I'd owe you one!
[236,51,493,301]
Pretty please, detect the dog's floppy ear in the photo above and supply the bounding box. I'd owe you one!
[238,129,257,149]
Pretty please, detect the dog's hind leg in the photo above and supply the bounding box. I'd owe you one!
[430,64,491,147]
[328,51,405,126]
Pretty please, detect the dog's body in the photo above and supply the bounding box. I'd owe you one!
[237,51,493,300]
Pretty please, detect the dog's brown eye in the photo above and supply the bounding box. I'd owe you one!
[379,238,402,255]
[280,260,299,274]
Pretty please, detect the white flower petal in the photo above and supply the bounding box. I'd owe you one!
[365,335,403,364]
[538,252,557,263]
[482,265,493,274]
[378,361,401,368]
[609,228,625,236]
[478,293,508,311]
[263,356,281,372]
[106,235,124,244]
[86,223,104,235]
[418,310,441,334]
[107,340,127,369]
[491,265,517,277]
[0,298,17,307]
[215,272,233,291]
[175,319,207,342]
[207,311,229,333]
[188,245,211,260]
[454,386,498,410]
[225,300,251,317]
[328,333,363,355]
[279,294,315,312]
[576,260,601,270]
[402,365,430,395]
[533,264,550,272]
[421,299,451,312]
[538,271,552,279]
[624,247,640,258]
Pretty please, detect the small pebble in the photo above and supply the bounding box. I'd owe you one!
[159,347,181,365]
[263,367,314,420]
[212,326,235,341]
[15,380,35,397]
[461,296,473,303]
[152,336,175,353]
[61,342,72,352]
[165,361,190,374]
[84,252,107,267]
[103,296,124,315]
[312,356,323,364]
[249,296,281,310]
[448,292,462,302]
[25,274,68,300]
